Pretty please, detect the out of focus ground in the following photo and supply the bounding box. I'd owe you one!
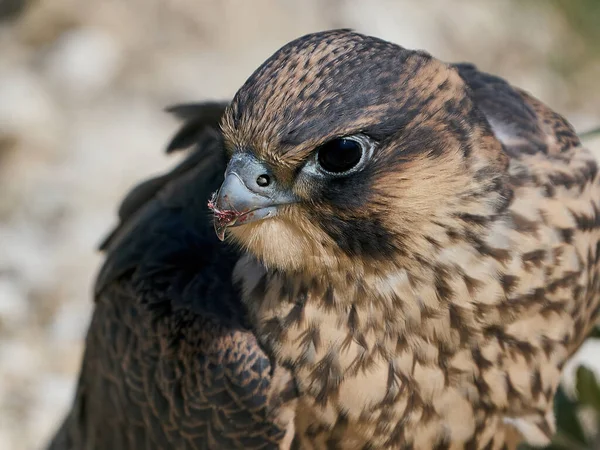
[0,1,598,449]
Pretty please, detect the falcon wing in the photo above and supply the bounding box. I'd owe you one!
[454,63,600,447]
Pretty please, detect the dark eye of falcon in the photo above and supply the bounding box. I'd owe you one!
[317,137,364,174]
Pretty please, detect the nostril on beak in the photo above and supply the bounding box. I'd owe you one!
[256,174,270,187]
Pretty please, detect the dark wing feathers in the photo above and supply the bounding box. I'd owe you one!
[99,102,228,252]
[165,101,229,153]
[49,102,294,450]
[454,62,580,156]
[95,130,225,288]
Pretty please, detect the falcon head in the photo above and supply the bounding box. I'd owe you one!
[213,30,509,276]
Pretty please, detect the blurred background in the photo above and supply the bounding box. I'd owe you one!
[0,1,599,449]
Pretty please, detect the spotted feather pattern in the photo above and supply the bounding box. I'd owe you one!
[49,30,600,450]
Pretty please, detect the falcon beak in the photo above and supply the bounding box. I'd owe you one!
[210,153,296,241]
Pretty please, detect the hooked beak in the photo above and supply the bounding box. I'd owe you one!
[210,153,296,241]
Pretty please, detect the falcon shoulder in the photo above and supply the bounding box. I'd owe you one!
[453,62,581,156]
[454,63,600,446]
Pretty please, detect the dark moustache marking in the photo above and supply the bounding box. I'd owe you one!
[315,211,401,260]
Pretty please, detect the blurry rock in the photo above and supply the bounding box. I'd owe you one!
[0,338,40,378]
[0,276,29,332]
[0,66,61,150]
[43,27,123,101]
[29,374,75,448]
[0,0,28,23]
[14,0,78,48]
[49,300,90,343]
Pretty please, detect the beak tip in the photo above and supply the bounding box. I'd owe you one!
[215,225,226,241]
[209,191,232,241]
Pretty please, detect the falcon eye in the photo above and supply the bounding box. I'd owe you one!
[316,137,364,174]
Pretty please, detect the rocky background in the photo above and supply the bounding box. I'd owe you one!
[0,1,599,449]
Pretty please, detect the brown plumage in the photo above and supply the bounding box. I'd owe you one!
[48,30,600,450]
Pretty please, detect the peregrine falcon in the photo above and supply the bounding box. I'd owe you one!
[48,30,600,450]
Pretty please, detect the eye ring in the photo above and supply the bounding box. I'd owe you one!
[315,135,370,175]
